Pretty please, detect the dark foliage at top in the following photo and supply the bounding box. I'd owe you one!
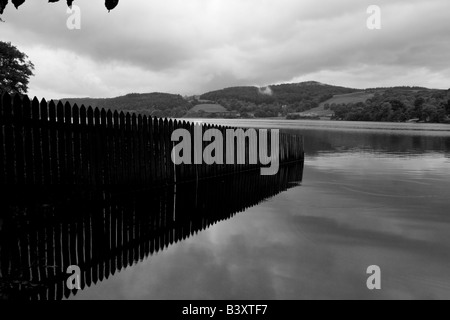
[0,0,119,16]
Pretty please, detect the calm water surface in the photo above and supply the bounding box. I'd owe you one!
[73,120,450,300]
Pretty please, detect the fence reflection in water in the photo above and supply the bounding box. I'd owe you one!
[0,162,303,300]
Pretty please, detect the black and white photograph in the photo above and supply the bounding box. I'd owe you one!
[1,0,450,303]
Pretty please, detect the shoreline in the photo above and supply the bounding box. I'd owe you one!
[183,118,450,132]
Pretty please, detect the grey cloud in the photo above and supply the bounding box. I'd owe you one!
[1,0,450,97]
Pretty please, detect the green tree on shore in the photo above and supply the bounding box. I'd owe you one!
[0,41,34,95]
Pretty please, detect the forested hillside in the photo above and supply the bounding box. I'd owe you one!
[58,92,191,118]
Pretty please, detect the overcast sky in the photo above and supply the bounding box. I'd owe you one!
[1,0,450,99]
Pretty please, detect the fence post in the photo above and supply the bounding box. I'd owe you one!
[32,98,44,185]
[94,108,103,186]
[56,102,66,184]
[41,99,51,185]
[12,95,25,185]
[142,115,149,184]
[153,118,161,183]
[113,111,120,185]
[86,107,96,186]
[48,101,58,185]
[0,93,4,184]
[125,113,132,184]
[167,119,174,184]
[22,96,34,185]
[72,104,81,186]
[79,106,88,186]
[65,102,74,185]
[106,110,115,186]
[159,118,166,184]
[165,118,173,184]
[100,109,109,185]
[118,112,126,185]
[172,119,179,183]
[148,116,156,183]
[137,115,145,185]
[2,93,15,185]
[131,114,138,185]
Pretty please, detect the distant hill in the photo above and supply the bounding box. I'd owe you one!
[58,92,191,118]
[57,81,361,119]
[200,81,358,105]
[198,81,360,118]
[54,82,450,122]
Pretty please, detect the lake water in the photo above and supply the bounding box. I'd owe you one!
[69,120,450,300]
[2,120,450,300]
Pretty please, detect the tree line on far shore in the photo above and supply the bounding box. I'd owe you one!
[329,89,450,123]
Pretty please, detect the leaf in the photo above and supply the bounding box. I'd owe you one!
[105,0,119,12]
[12,0,24,9]
[0,0,8,15]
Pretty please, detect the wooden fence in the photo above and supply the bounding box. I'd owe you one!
[0,93,304,186]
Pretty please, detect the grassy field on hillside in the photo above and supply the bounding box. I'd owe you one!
[319,92,375,107]
[300,91,376,116]
[188,104,228,114]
